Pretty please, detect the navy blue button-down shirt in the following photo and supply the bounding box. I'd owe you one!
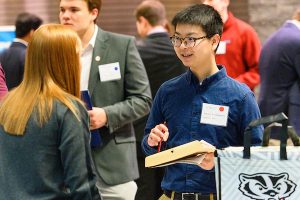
[142,66,263,194]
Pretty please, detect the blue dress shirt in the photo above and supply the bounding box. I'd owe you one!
[142,66,263,194]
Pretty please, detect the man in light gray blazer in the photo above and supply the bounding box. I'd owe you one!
[59,0,152,199]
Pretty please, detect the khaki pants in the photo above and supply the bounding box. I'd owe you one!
[158,194,172,200]
[158,193,215,200]
[96,179,137,200]
[269,138,293,146]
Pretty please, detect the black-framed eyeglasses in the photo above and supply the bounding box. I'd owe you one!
[170,35,207,48]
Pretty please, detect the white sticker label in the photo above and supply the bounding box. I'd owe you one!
[200,103,229,127]
[99,62,121,82]
[216,41,227,55]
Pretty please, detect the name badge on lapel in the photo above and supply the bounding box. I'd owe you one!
[99,62,121,82]
[200,103,229,127]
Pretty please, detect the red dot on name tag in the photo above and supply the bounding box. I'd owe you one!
[219,107,224,112]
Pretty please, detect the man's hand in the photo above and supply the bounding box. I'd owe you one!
[88,107,107,130]
[147,123,169,146]
[198,152,215,170]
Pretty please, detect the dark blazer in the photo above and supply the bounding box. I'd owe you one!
[258,21,300,135]
[89,27,152,185]
[0,41,26,90]
[134,32,186,141]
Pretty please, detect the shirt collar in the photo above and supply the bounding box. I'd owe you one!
[147,26,167,36]
[223,12,235,31]
[13,38,28,46]
[82,25,98,55]
[187,65,227,86]
[89,25,98,48]
[287,20,300,31]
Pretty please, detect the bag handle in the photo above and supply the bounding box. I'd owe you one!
[243,113,288,160]
[262,123,300,146]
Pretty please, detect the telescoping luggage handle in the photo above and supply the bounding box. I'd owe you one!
[243,113,288,160]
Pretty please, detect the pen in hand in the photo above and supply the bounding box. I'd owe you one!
[148,122,169,152]
[157,122,167,153]
[157,138,162,153]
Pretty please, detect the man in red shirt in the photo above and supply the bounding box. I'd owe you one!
[203,0,261,91]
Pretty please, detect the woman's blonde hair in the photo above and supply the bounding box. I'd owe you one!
[0,24,82,135]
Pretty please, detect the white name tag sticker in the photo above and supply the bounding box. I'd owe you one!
[216,41,227,55]
[99,62,121,82]
[200,103,229,127]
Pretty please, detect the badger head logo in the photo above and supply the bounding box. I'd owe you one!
[238,173,296,200]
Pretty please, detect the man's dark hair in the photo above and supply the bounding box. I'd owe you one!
[59,0,101,23]
[172,4,223,38]
[84,0,102,23]
[134,0,166,26]
[84,0,102,13]
[15,13,43,38]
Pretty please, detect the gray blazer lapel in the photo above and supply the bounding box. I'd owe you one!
[88,28,109,96]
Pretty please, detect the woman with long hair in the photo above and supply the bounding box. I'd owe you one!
[0,24,101,200]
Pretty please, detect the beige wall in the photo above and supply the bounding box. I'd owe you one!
[0,0,59,25]
[249,0,299,42]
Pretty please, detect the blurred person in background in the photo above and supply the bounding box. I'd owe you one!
[0,64,7,100]
[134,1,186,199]
[258,6,300,136]
[0,12,42,90]
[0,24,101,200]
[202,0,261,91]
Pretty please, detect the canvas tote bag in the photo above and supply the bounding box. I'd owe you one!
[215,113,300,200]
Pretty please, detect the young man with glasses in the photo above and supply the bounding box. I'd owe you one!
[141,4,263,200]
